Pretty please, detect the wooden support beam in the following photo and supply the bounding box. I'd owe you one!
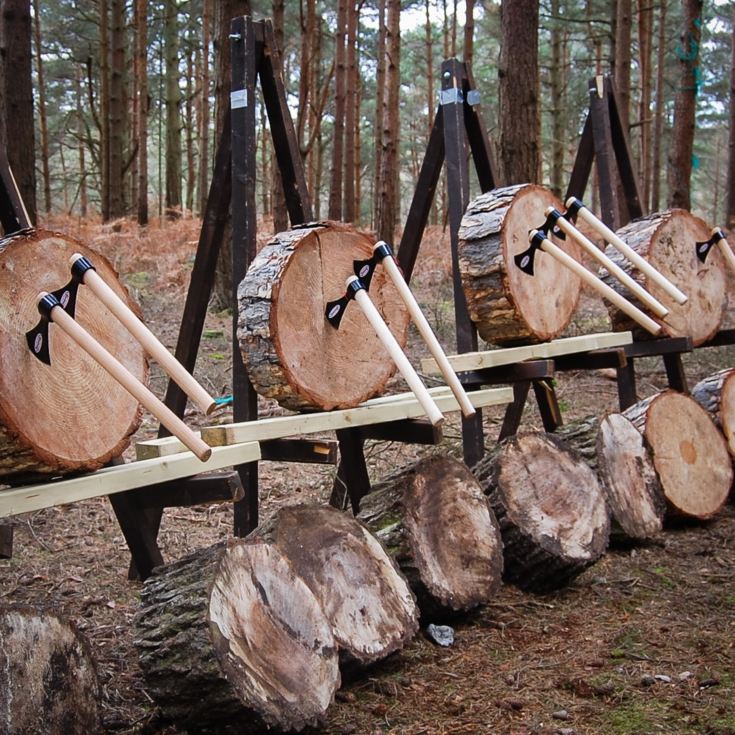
[459,359,555,388]
[134,472,245,509]
[360,419,442,445]
[260,439,338,464]
[0,523,12,559]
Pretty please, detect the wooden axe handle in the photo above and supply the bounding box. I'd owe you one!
[713,228,735,274]
[41,293,212,461]
[69,254,216,416]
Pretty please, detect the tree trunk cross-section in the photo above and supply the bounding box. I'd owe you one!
[458,184,582,345]
[238,222,409,410]
[251,504,419,666]
[692,369,735,457]
[358,454,503,616]
[135,540,339,733]
[473,432,610,593]
[0,229,146,478]
[624,390,732,520]
[0,606,100,734]
[602,210,726,345]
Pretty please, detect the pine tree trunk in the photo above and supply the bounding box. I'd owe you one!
[0,0,37,223]
[328,0,347,220]
[549,0,564,198]
[638,0,654,208]
[691,368,735,457]
[667,0,703,210]
[164,0,182,219]
[358,455,504,617]
[498,0,540,184]
[270,0,288,233]
[185,41,196,214]
[343,1,357,223]
[76,70,88,217]
[651,0,667,212]
[727,5,735,230]
[250,505,418,667]
[197,0,211,217]
[135,0,148,225]
[373,0,386,232]
[624,390,732,520]
[135,540,340,733]
[464,0,475,65]
[32,0,51,215]
[473,432,610,593]
[613,0,632,129]
[0,606,100,734]
[108,0,126,218]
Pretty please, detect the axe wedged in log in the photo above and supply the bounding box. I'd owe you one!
[325,277,444,426]
[565,197,688,306]
[26,292,212,462]
[353,242,476,418]
[695,228,735,274]
[515,230,662,336]
[543,207,669,320]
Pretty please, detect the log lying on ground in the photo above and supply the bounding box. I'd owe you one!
[357,454,504,617]
[0,229,146,479]
[473,432,610,593]
[457,184,582,345]
[250,504,418,666]
[135,540,339,733]
[624,390,732,519]
[601,210,726,345]
[237,222,409,411]
[692,368,735,457]
[0,606,100,734]
[555,415,665,540]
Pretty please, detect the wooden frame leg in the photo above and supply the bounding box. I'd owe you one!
[663,353,688,394]
[617,359,638,410]
[532,379,563,431]
[0,523,13,559]
[330,428,371,513]
[498,382,531,441]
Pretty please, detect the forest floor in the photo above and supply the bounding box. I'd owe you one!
[1,215,734,735]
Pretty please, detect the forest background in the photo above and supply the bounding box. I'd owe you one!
[0,0,733,299]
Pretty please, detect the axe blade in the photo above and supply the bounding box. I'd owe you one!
[353,257,377,290]
[25,320,52,365]
[325,294,351,329]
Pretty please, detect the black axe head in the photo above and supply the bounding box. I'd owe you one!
[540,208,566,241]
[564,197,584,224]
[352,241,393,291]
[695,228,725,264]
[25,292,62,365]
[325,277,367,329]
[514,230,547,276]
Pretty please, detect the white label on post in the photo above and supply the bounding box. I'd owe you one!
[230,89,248,109]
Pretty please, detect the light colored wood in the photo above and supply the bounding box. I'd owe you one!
[350,277,443,426]
[0,440,260,518]
[378,246,476,417]
[545,209,669,318]
[712,228,735,275]
[420,331,632,374]
[45,295,211,462]
[530,233,662,335]
[70,253,216,415]
[570,200,689,305]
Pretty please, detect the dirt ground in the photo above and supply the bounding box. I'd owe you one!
[1,216,734,735]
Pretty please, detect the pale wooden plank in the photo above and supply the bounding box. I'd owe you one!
[203,387,513,448]
[420,332,633,374]
[0,442,261,519]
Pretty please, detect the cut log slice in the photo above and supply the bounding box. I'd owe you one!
[458,184,583,345]
[251,504,419,666]
[357,454,504,616]
[596,413,665,539]
[0,229,146,478]
[0,605,100,734]
[473,432,610,593]
[624,390,732,519]
[135,540,339,733]
[237,222,410,411]
[601,210,726,345]
[692,368,735,457]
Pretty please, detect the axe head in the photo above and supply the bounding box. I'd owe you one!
[325,294,351,329]
[514,231,546,276]
[25,292,61,365]
[695,229,725,264]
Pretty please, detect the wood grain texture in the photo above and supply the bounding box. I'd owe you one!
[135,539,339,733]
[602,210,726,345]
[358,454,503,616]
[0,229,146,477]
[692,369,735,456]
[457,184,582,345]
[624,390,732,519]
[237,222,409,410]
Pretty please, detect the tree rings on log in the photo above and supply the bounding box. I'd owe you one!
[0,229,146,479]
[473,432,610,593]
[136,540,339,733]
[458,184,583,345]
[624,390,732,519]
[602,210,726,345]
[251,504,419,666]
[357,454,503,616]
[692,368,735,457]
[237,222,410,411]
[0,605,100,734]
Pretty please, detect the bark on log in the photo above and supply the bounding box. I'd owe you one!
[555,415,665,539]
[0,605,100,734]
[135,540,340,733]
[457,184,582,345]
[473,431,610,593]
[601,210,726,345]
[692,368,735,457]
[623,390,732,519]
[250,504,419,666]
[237,221,410,411]
[0,229,146,479]
[357,454,504,617]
